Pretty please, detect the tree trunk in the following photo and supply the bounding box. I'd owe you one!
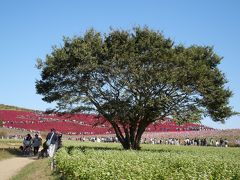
[110,119,150,150]
[122,124,148,150]
[111,122,131,149]
[133,124,147,150]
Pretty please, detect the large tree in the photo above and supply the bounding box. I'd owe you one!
[36,27,234,150]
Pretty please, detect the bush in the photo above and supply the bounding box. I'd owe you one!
[55,145,240,180]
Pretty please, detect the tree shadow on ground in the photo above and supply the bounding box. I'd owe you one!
[0,147,22,156]
[65,145,121,154]
[64,145,178,154]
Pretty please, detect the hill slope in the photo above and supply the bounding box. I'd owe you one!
[0,104,33,111]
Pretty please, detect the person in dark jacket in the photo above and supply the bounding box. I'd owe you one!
[46,128,58,157]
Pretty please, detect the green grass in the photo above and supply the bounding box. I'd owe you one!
[11,158,60,180]
[0,148,20,160]
[0,139,23,160]
[0,139,22,147]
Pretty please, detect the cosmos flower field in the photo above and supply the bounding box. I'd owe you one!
[55,141,240,180]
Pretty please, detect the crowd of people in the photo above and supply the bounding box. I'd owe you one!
[183,138,228,147]
[20,128,62,158]
[142,137,229,147]
[74,136,118,143]
[70,136,232,147]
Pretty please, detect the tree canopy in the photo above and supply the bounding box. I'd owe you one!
[36,27,234,149]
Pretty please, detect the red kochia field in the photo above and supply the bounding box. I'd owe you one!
[0,109,212,135]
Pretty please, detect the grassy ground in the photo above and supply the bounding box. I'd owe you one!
[0,139,22,160]
[0,139,22,148]
[0,139,58,180]
[4,140,240,179]
[0,148,20,160]
[11,158,59,180]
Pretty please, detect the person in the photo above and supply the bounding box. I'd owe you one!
[38,141,48,159]
[224,139,228,147]
[32,134,42,156]
[57,133,63,150]
[46,128,58,158]
[22,134,32,155]
[220,138,224,147]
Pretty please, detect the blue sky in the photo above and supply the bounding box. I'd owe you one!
[0,1,239,129]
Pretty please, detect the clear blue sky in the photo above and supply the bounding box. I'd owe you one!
[0,0,239,129]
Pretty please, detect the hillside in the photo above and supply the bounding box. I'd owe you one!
[0,108,212,136]
[0,104,33,111]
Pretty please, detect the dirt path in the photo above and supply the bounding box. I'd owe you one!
[0,157,35,180]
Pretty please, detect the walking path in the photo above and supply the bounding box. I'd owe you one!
[0,157,35,180]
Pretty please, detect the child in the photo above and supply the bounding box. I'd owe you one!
[38,141,48,159]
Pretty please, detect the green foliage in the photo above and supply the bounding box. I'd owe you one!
[0,139,22,148]
[55,144,240,180]
[36,27,235,149]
